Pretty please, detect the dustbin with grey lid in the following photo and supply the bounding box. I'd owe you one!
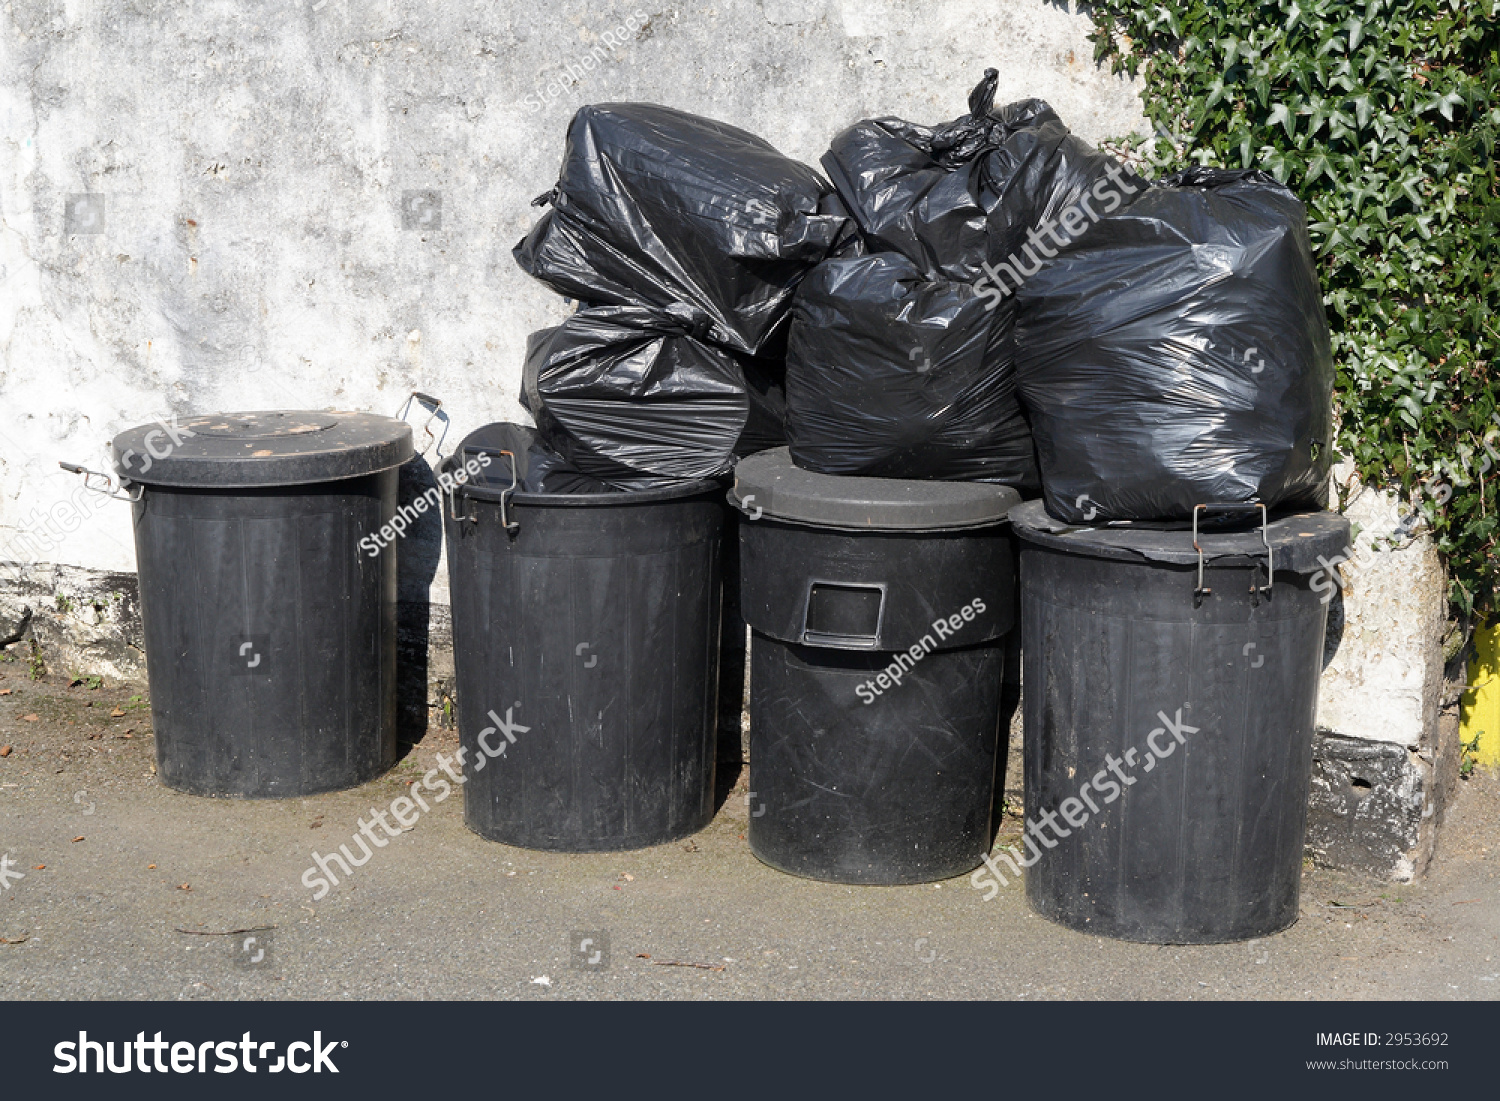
[1009,500,1351,943]
[99,410,413,797]
[731,447,1021,885]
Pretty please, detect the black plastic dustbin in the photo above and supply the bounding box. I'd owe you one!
[731,448,1021,885]
[440,424,724,852]
[1010,500,1352,943]
[110,410,413,797]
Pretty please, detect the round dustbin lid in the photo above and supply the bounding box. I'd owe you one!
[731,447,1022,532]
[1007,499,1352,571]
[111,410,415,488]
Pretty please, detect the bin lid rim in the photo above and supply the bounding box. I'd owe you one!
[111,410,414,487]
[1008,499,1352,570]
[730,448,1022,532]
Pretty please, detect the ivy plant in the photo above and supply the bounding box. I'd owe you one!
[1087,0,1500,617]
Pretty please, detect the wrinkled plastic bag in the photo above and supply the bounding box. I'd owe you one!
[1013,167,1334,524]
[522,439,675,494]
[522,304,785,485]
[514,102,848,356]
[449,422,677,495]
[822,69,1141,284]
[784,253,1037,486]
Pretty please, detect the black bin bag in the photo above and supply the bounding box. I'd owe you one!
[784,253,1037,487]
[822,69,1140,283]
[1014,167,1335,524]
[522,304,785,485]
[514,103,848,356]
[444,421,658,495]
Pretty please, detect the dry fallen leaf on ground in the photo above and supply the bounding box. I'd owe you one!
[109,708,125,718]
[177,883,191,891]
[21,714,38,722]
[0,746,11,757]
[0,688,12,695]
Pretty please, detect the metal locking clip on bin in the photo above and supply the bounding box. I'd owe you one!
[446,446,520,535]
[58,461,142,501]
[1192,502,1274,606]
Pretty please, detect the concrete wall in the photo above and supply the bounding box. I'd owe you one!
[1305,468,1457,881]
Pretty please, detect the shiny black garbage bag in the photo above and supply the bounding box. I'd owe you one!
[514,103,848,356]
[822,69,1139,284]
[1013,168,1334,524]
[784,253,1037,487]
[522,304,785,485]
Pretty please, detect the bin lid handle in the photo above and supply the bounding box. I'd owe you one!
[59,461,141,502]
[452,447,520,535]
[1192,503,1272,606]
[397,391,448,458]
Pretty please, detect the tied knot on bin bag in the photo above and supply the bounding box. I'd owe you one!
[783,69,1140,486]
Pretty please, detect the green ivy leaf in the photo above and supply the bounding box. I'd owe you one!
[1268,101,1296,137]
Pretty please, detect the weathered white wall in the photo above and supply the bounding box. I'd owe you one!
[0,0,1148,595]
[1306,465,1453,880]
[1316,471,1447,750]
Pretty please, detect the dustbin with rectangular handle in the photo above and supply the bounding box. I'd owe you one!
[732,447,1020,884]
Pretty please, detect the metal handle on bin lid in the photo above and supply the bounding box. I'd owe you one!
[448,446,520,535]
[397,391,446,457]
[1192,503,1273,606]
[59,461,142,502]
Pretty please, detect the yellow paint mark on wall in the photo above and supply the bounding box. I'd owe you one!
[1460,621,1500,770]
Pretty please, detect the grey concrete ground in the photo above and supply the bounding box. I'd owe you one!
[1,666,1497,1001]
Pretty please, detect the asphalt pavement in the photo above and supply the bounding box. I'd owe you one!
[2,668,1496,1001]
